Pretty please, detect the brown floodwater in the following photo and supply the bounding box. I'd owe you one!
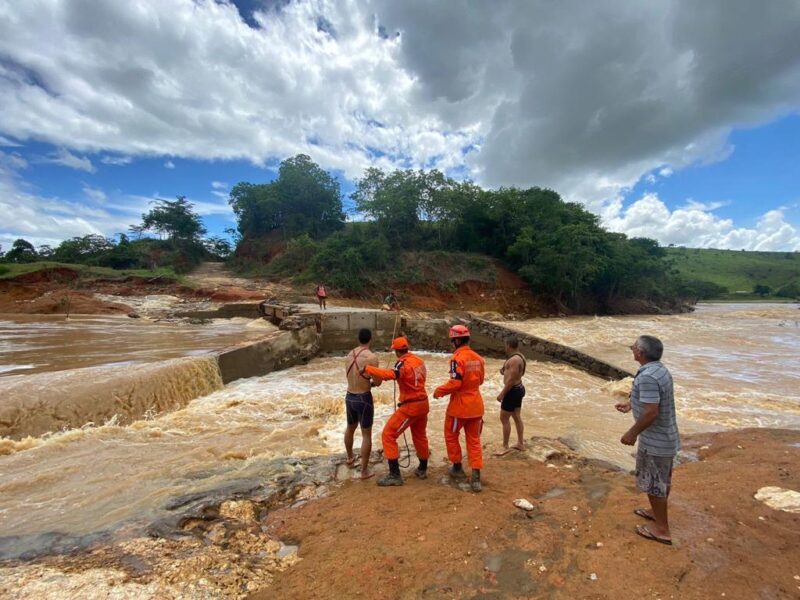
[0,303,798,562]
[0,314,274,377]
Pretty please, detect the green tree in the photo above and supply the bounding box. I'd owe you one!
[753,284,772,297]
[139,196,206,241]
[202,236,233,259]
[352,168,430,247]
[229,154,344,240]
[4,238,38,263]
[52,234,115,264]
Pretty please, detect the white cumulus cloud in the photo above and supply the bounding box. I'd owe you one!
[606,193,800,251]
[1,0,800,248]
[39,148,96,173]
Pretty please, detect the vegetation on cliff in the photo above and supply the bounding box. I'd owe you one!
[4,154,796,309]
[229,155,692,312]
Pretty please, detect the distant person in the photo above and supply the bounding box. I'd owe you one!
[494,336,526,456]
[615,335,680,545]
[315,283,327,310]
[381,291,399,311]
[344,328,381,479]
[363,336,430,486]
[433,324,486,492]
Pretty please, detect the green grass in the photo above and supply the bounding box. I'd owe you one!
[0,262,181,281]
[666,247,800,299]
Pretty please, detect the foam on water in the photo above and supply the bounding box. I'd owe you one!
[0,303,798,560]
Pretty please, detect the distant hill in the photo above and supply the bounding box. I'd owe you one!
[666,247,800,300]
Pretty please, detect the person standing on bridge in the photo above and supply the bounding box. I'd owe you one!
[344,328,381,479]
[615,335,680,545]
[363,336,430,486]
[494,335,526,456]
[315,283,327,310]
[433,324,486,492]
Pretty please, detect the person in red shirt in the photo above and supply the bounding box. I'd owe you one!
[433,324,486,492]
[363,336,429,486]
[315,283,327,310]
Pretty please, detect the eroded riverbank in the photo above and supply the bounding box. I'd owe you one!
[1,303,798,598]
[1,428,798,599]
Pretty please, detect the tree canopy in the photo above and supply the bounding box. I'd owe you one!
[136,196,206,241]
[229,154,344,239]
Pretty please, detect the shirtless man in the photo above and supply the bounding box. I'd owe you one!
[495,336,526,455]
[344,328,381,479]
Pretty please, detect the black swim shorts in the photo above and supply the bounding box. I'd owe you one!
[500,384,525,412]
[345,391,374,429]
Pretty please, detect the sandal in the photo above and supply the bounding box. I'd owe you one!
[635,524,672,545]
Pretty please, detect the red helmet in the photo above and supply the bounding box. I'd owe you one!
[449,324,470,339]
[390,336,410,350]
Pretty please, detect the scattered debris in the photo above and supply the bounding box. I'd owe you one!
[754,486,800,513]
[513,498,535,511]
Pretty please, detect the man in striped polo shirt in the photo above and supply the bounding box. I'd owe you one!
[615,335,680,545]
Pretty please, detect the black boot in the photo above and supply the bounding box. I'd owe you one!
[449,462,466,479]
[470,469,482,492]
[378,459,403,486]
[415,459,428,480]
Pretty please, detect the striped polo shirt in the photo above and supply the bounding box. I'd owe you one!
[630,360,681,457]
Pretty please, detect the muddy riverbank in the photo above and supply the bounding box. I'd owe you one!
[1,428,797,599]
[256,428,800,600]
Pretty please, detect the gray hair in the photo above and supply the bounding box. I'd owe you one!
[635,335,663,361]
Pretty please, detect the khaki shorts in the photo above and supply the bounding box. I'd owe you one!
[635,448,674,498]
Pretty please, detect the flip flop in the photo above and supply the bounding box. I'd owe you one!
[634,508,655,521]
[493,448,514,457]
[345,457,360,469]
[635,524,672,546]
[356,472,375,480]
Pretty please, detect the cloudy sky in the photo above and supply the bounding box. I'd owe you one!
[1,0,799,250]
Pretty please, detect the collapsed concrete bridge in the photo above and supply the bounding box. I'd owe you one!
[222,302,633,383]
[0,303,633,440]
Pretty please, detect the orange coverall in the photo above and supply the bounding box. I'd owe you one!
[364,353,430,461]
[434,344,486,469]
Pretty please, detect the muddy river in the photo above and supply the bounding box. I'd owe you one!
[0,303,798,564]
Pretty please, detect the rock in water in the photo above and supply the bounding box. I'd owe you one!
[754,487,800,513]
[513,498,534,511]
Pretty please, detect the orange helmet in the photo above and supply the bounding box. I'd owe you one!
[391,336,410,350]
[448,324,470,339]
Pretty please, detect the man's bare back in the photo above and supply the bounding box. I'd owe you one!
[345,346,378,393]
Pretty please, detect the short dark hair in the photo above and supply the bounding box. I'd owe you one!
[452,336,470,348]
[505,335,519,350]
[358,328,372,344]
[635,335,663,361]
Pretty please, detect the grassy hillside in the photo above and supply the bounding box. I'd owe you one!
[666,247,800,300]
[0,262,179,281]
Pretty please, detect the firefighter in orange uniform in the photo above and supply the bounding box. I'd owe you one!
[363,336,430,486]
[433,324,486,492]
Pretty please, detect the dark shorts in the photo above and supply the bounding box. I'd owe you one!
[346,392,374,429]
[500,385,525,412]
[635,448,674,498]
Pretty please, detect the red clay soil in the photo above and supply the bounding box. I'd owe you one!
[0,268,264,314]
[255,428,800,600]
[337,264,550,316]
